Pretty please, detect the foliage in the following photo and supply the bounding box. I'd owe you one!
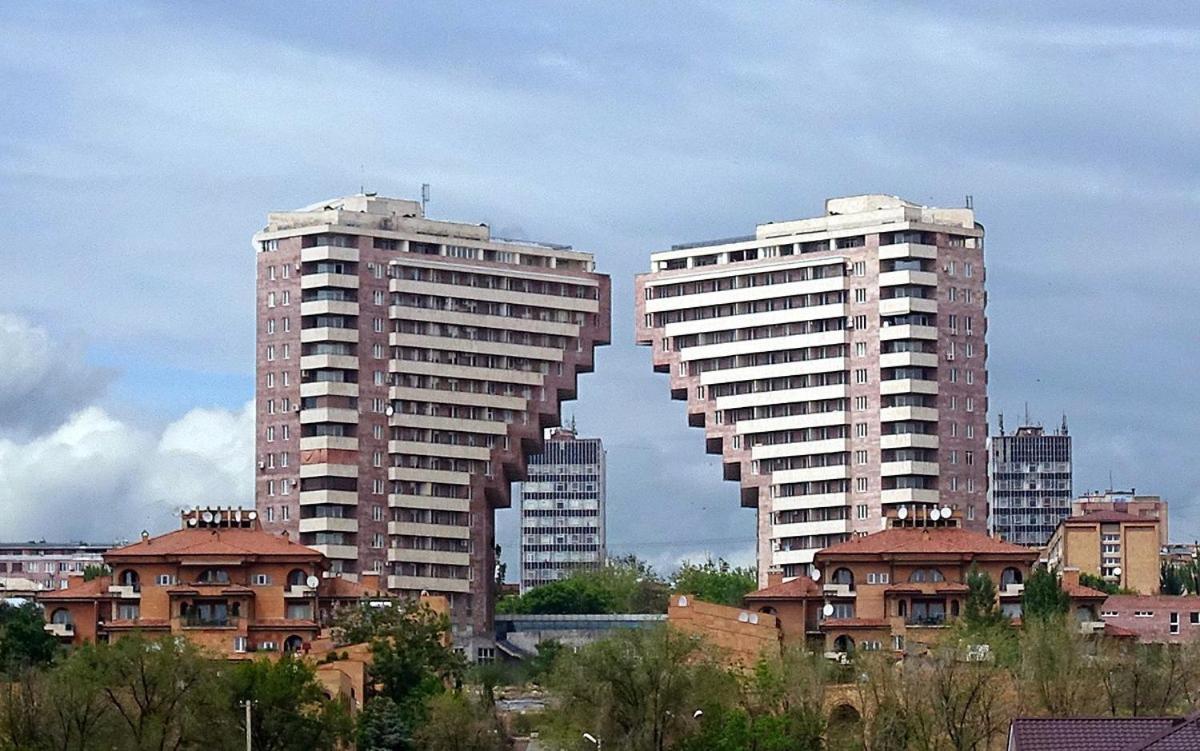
[333,599,464,749]
[496,556,670,615]
[227,655,353,751]
[412,692,505,751]
[1021,566,1069,622]
[671,558,758,607]
[357,696,412,751]
[1080,572,1124,595]
[1161,561,1185,595]
[0,602,58,674]
[1018,615,1101,715]
[962,565,1006,630]
[81,564,111,582]
[544,624,735,751]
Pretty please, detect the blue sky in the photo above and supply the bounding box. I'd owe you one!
[0,2,1197,572]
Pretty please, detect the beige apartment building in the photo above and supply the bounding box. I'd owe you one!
[635,195,988,582]
[253,194,610,654]
[1044,509,1161,595]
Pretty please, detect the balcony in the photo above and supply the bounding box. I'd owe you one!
[300,326,359,345]
[878,242,938,260]
[301,272,359,290]
[881,461,939,477]
[879,297,937,317]
[181,615,240,629]
[388,521,470,540]
[881,488,940,505]
[299,354,358,372]
[300,245,359,264]
[299,489,358,506]
[823,583,855,597]
[880,378,938,395]
[309,544,358,560]
[299,517,358,534]
[880,351,939,369]
[387,574,471,594]
[284,584,314,599]
[880,324,938,341]
[878,270,938,287]
[44,622,74,637]
[906,615,946,627]
[880,406,939,423]
[107,584,140,600]
[880,433,939,450]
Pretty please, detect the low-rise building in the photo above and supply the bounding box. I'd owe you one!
[812,523,1039,654]
[667,594,781,666]
[1097,595,1200,644]
[743,574,823,649]
[0,541,110,591]
[1008,714,1200,751]
[1044,510,1161,595]
[39,507,377,658]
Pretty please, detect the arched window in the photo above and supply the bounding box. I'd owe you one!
[50,608,72,625]
[198,569,229,585]
[758,606,777,616]
[1001,568,1023,588]
[283,635,305,653]
[118,569,140,591]
[909,568,945,583]
[287,569,308,587]
[833,635,855,653]
[831,568,855,588]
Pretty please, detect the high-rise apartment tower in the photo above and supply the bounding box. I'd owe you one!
[254,195,610,652]
[635,195,988,583]
[987,416,1072,546]
[518,426,607,593]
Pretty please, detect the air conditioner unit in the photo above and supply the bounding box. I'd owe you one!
[258,461,266,470]
[294,405,301,412]
[845,317,855,329]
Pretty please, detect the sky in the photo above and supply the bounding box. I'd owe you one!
[0,2,1197,575]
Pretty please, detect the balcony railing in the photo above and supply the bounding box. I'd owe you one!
[181,616,239,629]
[907,614,947,627]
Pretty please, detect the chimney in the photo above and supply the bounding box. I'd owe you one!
[360,572,382,594]
[766,569,783,588]
[1062,567,1081,589]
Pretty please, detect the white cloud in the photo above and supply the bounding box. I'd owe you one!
[0,313,253,542]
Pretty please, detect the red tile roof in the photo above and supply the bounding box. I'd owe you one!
[318,576,385,599]
[814,527,1038,559]
[1008,717,1178,751]
[106,528,321,560]
[821,618,890,629]
[1062,581,1110,600]
[39,576,113,601]
[744,576,821,600]
[1064,511,1156,525]
[1104,622,1139,638]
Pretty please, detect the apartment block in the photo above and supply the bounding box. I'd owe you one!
[1045,510,1161,594]
[1073,489,1168,545]
[518,426,607,593]
[254,195,610,650]
[635,195,988,582]
[987,417,1072,545]
[0,541,108,593]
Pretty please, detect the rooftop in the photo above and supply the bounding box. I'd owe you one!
[1064,510,1157,524]
[1008,713,1200,751]
[744,576,821,600]
[106,527,321,560]
[814,527,1038,559]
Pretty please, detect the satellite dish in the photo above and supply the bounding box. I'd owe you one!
[385,405,395,416]
[1112,567,1122,577]
[201,511,214,523]
[940,506,952,519]
[305,575,320,588]
[247,511,258,520]
[897,506,909,520]
[187,517,198,526]
[930,508,941,521]
[811,568,821,581]
[822,603,835,617]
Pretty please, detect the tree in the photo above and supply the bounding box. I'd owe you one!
[545,625,735,751]
[227,656,352,751]
[672,558,758,607]
[1019,615,1102,716]
[92,636,235,751]
[1161,562,1185,595]
[1080,572,1123,595]
[333,600,464,749]
[496,557,669,615]
[1021,566,1069,622]
[0,601,58,674]
[357,697,412,751]
[962,565,1005,630]
[413,692,505,751]
[82,565,111,582]
[907,646,1015,751]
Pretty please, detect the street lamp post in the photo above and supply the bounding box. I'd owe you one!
[583,731,602,750]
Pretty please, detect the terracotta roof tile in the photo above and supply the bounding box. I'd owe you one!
[1104,623,1139,638]
[106,528,321,559]
[814,527,1038,559]
[744,576,821,600]
[1008,717,1178,751]
[318,576,385,599]
[1062,581,1110,600]
[38,576,112,601]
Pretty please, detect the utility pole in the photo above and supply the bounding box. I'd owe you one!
[240,700,254,751]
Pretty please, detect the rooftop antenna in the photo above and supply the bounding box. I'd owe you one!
[1060,413,1068,436]
[1024,401,1030,426]
[998,412,1005,436]
[360,164,365,195]
[965,194,974,210]
[421,183,431,215]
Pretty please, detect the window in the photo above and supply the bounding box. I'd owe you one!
[373,290,384,305]
[1191,612,1199,625]
[282,343,289,359]
[372,505,384,522]
[266,506,275,523]
[853,261,866,276]
[286,603,313,621]
[267,292,276,308]
[234,636,249,653]
[281,506,289,521]
[266,373,275,388]
[1134,611,1153,618]
[854,396,867,411]
[966,503,976,519]
[853,314,867,329]
[965,370,975,385]
[855,477,868,492]
[966,397,975,413]
[116,603,139,620]
[283,317,290,333]
[373,317,384,333]
[156,574,175,586]
[252,573,272,586]
[1170,612,1180,634]
[372,533,385,549]
[854,288,867,303]
[266,345,277,361]
[964,262,973,277]
[855,368,868,384]
[855,450,867,465]
[855,342,866,357]
[266,319,276,335]
[281,290,290,305]
[856,504,868,520]
[373,479,385,495]
[198,569,230,585]
[855,423,868,438]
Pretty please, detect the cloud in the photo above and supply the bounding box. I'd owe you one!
[0,314,113,436]
[0,313,253,542]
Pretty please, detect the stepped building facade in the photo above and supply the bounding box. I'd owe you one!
[253,194,610,652]
[635,195,988,582]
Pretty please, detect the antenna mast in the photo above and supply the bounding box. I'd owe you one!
[421,183,431,215]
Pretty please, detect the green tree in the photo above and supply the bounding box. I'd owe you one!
[962,564,1005,630]
[334,600,464,748]
[496,557,669,615]
[545,625,735,751]
[0,602,58,674]
[1019,615,1101,716]
[1080,572,1122,595]
[672,558,758,607]
[1160,562,1185,595]
[227,655,352,751]
[413,692,505,751]
[357,697,412,751]
[82,564,111,582]
[1022,566,1069,622]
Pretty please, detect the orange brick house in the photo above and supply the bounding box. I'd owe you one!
[40,507,378,658]
[811,524,1040,655]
